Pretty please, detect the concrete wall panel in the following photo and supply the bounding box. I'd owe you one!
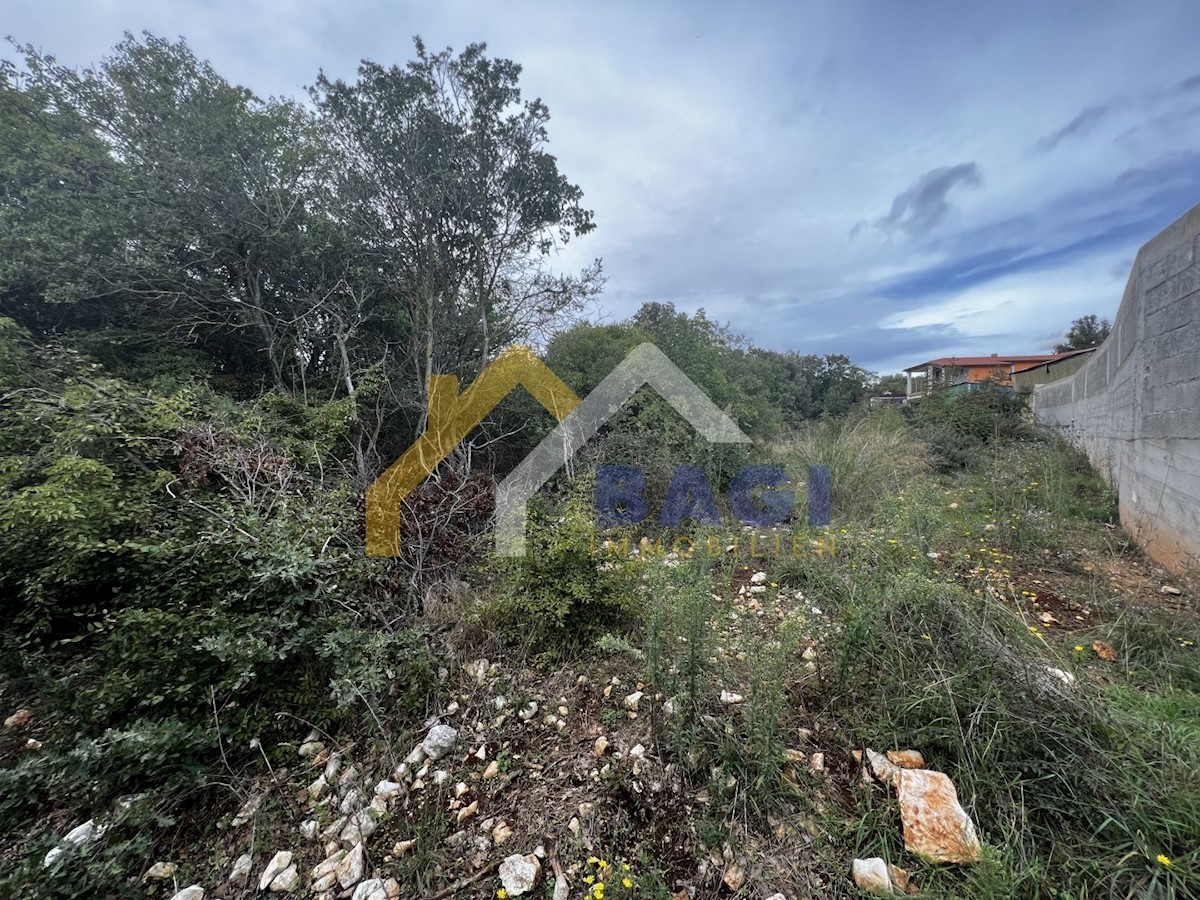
[1033,202,1200,571]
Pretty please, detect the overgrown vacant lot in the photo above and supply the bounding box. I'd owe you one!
[4,403,1197,899]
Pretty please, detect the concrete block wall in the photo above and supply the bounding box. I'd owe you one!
[1033,202,1200,572]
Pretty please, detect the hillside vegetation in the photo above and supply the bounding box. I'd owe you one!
[2,33,1198,900]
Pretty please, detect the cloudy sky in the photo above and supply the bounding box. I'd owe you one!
[9,1,1200,371]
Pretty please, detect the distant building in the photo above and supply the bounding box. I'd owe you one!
[1011,348,1097,391]
[903,352,1072,398]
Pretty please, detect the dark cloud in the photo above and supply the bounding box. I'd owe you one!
[1034,104,1112,152]
[872,163,983,236]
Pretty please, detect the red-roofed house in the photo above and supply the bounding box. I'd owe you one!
[903,352,1072,398]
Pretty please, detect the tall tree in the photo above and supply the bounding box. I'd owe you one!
[312,41,602,468]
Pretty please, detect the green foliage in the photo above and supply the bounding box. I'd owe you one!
[778,410,929,523]
[484,496,638,661]
[908,384,1031,470]
[1054,313,1112,353]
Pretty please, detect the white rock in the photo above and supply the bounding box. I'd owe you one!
[493,696,508,710]
[374,780,403,800]
[339,808,378,844]
[623,691,644,711]
[168,887,205,900]
[1045,667,1076,687]
[749,571,768,584]
[323,752,343,781]
[308,773,329,801]
[337,842,366,889]
[422,724,458,761]
[299,820,319,840]
[42,819,106,867]
[404,744,427,766]
[352,879,400,900]
[629,744,646,759]
[230,794,264,827]
[720,690,744,704]
[268,865,300,892]
[144,861,176,880]
[859,859,910,895]
[311,850,347,881]
[499,854,542,896]
[518,701,539,721]
[852,858,896,896]
[662,698,678,717]
[393,839,416,857]
[259,851,293,891]
[228,853,253,886]
[299,740,325,758]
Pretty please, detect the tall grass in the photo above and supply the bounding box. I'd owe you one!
[778,411,929,523]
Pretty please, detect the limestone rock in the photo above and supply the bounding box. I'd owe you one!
[352,878,402,900]
[268,865,300,892]
[852,857,909,895]
[722,861,746,891]
[299,740,325,758]
[393,839,416,857]
[168,887,205,900]
[422,724,458,761]
[228,853,253,886]
[499,854,542,896]
[374,779,403,800]
[337,842,366,889]
[865,748,901,786]
[896,769,982,864]
[886,750,925,769]
[4,709,32,729]
[720,690,744,704]
[623,691,644,711]
[43,819,107,867]
[259,851,294,891]
[144,861,177,880]
[492,821,514,845]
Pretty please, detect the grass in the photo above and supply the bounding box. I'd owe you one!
[626,415,1200,898]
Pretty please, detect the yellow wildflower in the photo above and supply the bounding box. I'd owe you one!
[623,878,634,889]
[1157,854,1172,866]
[498,891,507,899]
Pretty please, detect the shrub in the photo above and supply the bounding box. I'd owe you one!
[908,385,1031,471]
[482,493,638,661]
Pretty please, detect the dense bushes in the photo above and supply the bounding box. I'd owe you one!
[0,320,436,896]
[482,495,639,662]
[907,384,1031,470]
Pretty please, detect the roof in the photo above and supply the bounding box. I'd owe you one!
[904,353,1069,373]
[1011,347,1096,374]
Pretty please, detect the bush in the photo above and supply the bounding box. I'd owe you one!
[482,493,638,662]
[908,385,1031,471]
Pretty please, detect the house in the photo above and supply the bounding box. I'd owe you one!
[903,352,1072,398]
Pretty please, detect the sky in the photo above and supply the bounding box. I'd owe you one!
[8,1,1200,372]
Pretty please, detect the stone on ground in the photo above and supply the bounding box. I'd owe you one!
[895,769,982,864]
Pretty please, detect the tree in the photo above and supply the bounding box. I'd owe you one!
[1054,314,1111,352]
[311,41,602,479]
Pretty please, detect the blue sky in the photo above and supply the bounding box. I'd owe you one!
[9,1,1200,371]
